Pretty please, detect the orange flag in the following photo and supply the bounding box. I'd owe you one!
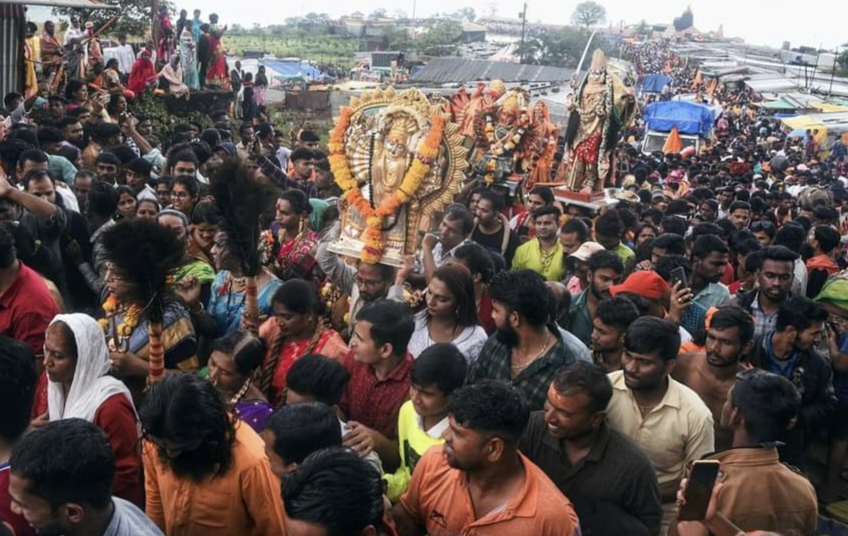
[707,78,719,104]
[663,126,683,154]
[691,70,703,88]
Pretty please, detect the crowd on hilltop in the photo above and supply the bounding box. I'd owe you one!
[0,34,848,536]
[21,9,274,122]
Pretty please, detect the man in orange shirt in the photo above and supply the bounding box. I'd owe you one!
[391,381,581,536]
[140,374,286,536]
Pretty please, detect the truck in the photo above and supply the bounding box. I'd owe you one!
[641,100,716,155]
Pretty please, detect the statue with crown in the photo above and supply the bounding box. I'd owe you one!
[327,87,468,266]
[448,80,558,194]
[560,49,636,197]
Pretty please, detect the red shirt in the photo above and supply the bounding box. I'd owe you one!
[478,293,496,335]
[0,262,58,356]
[720,261,736,287]
[340,351,413,440]
[0,463,36,536]
[32,375,143,508]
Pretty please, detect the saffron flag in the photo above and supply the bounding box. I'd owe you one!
[663,126,683,154]
[691,70,703,88]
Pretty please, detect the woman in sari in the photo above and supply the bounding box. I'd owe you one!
[206,329,273,433]
[258,279,348,407]
[98,222,199,404]
[64,78,89,112]
[205,13,230,89]
[35,313,143,506]
[179,20,199,90]
[128,50,158,95]
[187,199,219,268]
[158,54,189,99]
[101,58,134,99]
[254,65,268,106]
[207,230,282,337]
[268,189,319,282]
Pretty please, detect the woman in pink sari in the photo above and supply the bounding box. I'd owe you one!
[258,279,348,407]
[267,189,319,283]
[205,13,230,89]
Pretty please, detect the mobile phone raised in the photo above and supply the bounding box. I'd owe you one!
[678,460,721,521]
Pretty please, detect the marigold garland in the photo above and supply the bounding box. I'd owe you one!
[98,294,143,339]
[329,107,444,264]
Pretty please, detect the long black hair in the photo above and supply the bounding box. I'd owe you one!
[140,374,236,481]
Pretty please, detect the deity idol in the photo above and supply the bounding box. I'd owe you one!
[328,87,467,266]
[563,50,636,194]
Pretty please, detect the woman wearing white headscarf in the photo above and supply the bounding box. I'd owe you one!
[39,313,143,507]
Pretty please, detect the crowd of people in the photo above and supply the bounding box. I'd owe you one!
[22,10,252,111]
[1,29,848,536]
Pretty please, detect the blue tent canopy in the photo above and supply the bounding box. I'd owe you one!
[640,74,672,94]
[259,59,325,81]
[643,101,715,137]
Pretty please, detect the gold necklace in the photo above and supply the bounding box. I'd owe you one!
[511,330,550,371]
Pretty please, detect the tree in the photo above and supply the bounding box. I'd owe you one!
[518,27,616,67]
[53,0,174,38]
[385,27,413,51]
[393,9,409,20]
[673,6,694,31]
[453,7,476,22]
[368,8,387,20]
[418,19,462,55]
[634,20,650,37]
[837,48,848,76]
[571,1,606,28]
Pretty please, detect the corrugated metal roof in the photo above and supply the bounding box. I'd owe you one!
[0,3,24,99]
[0,0,119,9]
[410,58,574,84]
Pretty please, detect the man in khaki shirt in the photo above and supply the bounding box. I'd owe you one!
[605,317,714,535]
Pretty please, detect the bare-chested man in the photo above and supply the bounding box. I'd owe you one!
[673,306,755,451]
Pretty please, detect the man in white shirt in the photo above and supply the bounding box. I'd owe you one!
[63,16,84,47]
[114,34,136,76]
[606,316,714,535]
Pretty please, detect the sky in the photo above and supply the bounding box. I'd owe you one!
[166,0,846,51]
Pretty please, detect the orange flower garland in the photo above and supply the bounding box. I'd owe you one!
[329,107,444,263]
[98,294,142,339]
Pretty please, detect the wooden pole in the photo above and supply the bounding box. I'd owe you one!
[151,0,159,51]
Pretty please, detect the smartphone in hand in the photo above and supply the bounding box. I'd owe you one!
[670,266,688,289]
[678,460,721,521]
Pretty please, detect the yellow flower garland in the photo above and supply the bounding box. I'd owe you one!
[328,107,444,264]
[98,294,142,340]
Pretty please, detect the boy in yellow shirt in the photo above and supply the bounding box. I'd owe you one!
[383,343,468,502]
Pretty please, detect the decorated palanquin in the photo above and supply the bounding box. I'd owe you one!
[449,81,558,191]
[327,87,468,266]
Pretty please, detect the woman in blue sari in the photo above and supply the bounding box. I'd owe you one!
[179,21,199,90]
[207,231,282,336]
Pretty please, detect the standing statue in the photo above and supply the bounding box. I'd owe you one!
[563,50,636,194]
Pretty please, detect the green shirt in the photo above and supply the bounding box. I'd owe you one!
[613,243,636,270]
[511,238,565,281]
[566,288,593,348]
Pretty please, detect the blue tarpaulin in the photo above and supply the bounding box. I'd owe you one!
[259,59,325,81]
[643,101,715,136]
[640,74,672,93]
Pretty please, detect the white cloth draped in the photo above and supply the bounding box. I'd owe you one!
[47,313,135,423]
